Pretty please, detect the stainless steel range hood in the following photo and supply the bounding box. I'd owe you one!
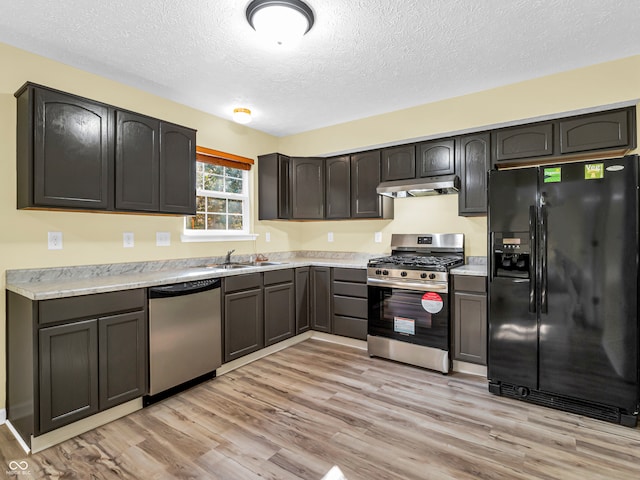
[376,175,460,198]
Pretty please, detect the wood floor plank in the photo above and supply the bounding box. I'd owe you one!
[2,338,640,479]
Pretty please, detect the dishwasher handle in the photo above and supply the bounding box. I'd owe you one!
[149,278,221,299]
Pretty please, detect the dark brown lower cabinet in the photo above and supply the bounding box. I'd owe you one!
[264,270,295,346]
[39,319,99,433]
[453,275,487,365]
[311,266,332,333]
[7,289,147,445]
[295,267,311,333]
[332,268,368,340]
[223,286,264,363]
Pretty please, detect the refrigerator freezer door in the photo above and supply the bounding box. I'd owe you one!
[538,156,639,412]
[488,168,539,388]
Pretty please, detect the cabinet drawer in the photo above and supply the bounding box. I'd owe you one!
[39,289,145,326]
[224,273,262,293]
[453,275,486,293]
[332,268,367,283]
[333,315,367,340]
[333,281,367,298]
[333,295,367,319]
[263,268,294,286]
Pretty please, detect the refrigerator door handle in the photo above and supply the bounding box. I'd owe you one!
[540,203,548,313]
[529,205,536,313]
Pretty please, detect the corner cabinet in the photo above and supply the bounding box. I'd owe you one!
[325,155,351,219]
[15,82,196,215]
[458,133,489,216]
[452,275,487,365]
[7,289,147,446]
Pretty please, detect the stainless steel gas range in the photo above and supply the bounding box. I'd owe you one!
[367,233,465,373]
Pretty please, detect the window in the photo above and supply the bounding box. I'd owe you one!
[182,146,256,242]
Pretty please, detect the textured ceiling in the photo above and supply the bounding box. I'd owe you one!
[1,1,639,137]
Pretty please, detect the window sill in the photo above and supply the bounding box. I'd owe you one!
[180,233,259,243]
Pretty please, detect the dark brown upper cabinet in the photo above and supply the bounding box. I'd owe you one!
[417,139,455,177]
[15,82,196,215]
[159,122,197,214]
[17,85,111,210]
[351,150,393,219]
[291,157,325,219]
[458,133,489,216]
[492,123,554,164]
[258,153,291,220]
[325,155,351,219]
[115,111,159,212]
[559,109,634,154]
[381,145,416,181]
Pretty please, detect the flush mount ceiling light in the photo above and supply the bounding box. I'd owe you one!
[233,107,252,124]
[246,0,315,45]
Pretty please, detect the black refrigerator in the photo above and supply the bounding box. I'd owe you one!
[487,155,639,426]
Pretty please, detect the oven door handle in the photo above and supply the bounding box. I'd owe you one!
[367,278,448,293]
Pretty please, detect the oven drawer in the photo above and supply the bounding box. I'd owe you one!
[333,295,367,319]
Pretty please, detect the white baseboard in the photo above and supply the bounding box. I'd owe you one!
[0,408,6,424]
[5,420,30,454]
[310,332,367,350]
[452,360,487,377]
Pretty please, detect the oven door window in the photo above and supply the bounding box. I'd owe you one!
[368,287,449,350]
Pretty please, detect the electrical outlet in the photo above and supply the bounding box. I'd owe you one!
[48,232,63,250]
[156,232,171,246]
[123,232,135,248]
[375,231,382,243]
[328,232,334,242]
[266,232,271,242]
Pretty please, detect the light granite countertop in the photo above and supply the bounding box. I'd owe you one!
[6,252,374,300]
[6,252,489,300]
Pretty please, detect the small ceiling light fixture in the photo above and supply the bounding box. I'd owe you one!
[246,0,315,45]
[233,107,252,124]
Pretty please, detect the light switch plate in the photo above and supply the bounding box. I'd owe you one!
[328,232,334,242]
[156,232,170,246]
[48,231,63,250]
[374,231,382,243]
[266,232,271,242]
[123,232,135,248]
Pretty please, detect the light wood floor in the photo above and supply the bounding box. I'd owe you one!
[2,338,640,479]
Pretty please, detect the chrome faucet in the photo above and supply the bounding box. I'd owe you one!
[224,249,235,264]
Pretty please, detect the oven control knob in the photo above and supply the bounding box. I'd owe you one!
[375,269,382,275]
[420,273,427,279]
[429,273,436,280]
[382,270,389,275]
[401,271,407,277]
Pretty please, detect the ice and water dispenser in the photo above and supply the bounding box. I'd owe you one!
[492,232,531,279]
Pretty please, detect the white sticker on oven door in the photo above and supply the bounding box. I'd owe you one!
[421,292,443,314]
[394,317,415,335]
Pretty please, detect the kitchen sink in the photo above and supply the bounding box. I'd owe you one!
[192,261,287,270]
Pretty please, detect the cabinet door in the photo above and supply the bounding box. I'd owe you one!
[224,289,264,362]
[381,145,416,181]
[458,133,489,216]
[325,155,351,219]
[559,109,631,154]
[115,111,160,212]
[492,123,553,164]
[258,153,291,220]
[159,122,196,214]
[351,150,385,218]
[291,157,325,219]
[98,311,147,410]
[264,283,295,346]
[454,291,487,365]
[417,139,455,177]
[32,87,110,209]
[39,319,99,433]
[295,267,311,334]
[311,267,332,333]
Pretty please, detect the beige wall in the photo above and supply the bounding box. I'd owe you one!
[1,41,640,411]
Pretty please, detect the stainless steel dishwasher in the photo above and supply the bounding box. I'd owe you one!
[147,278,222,402]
